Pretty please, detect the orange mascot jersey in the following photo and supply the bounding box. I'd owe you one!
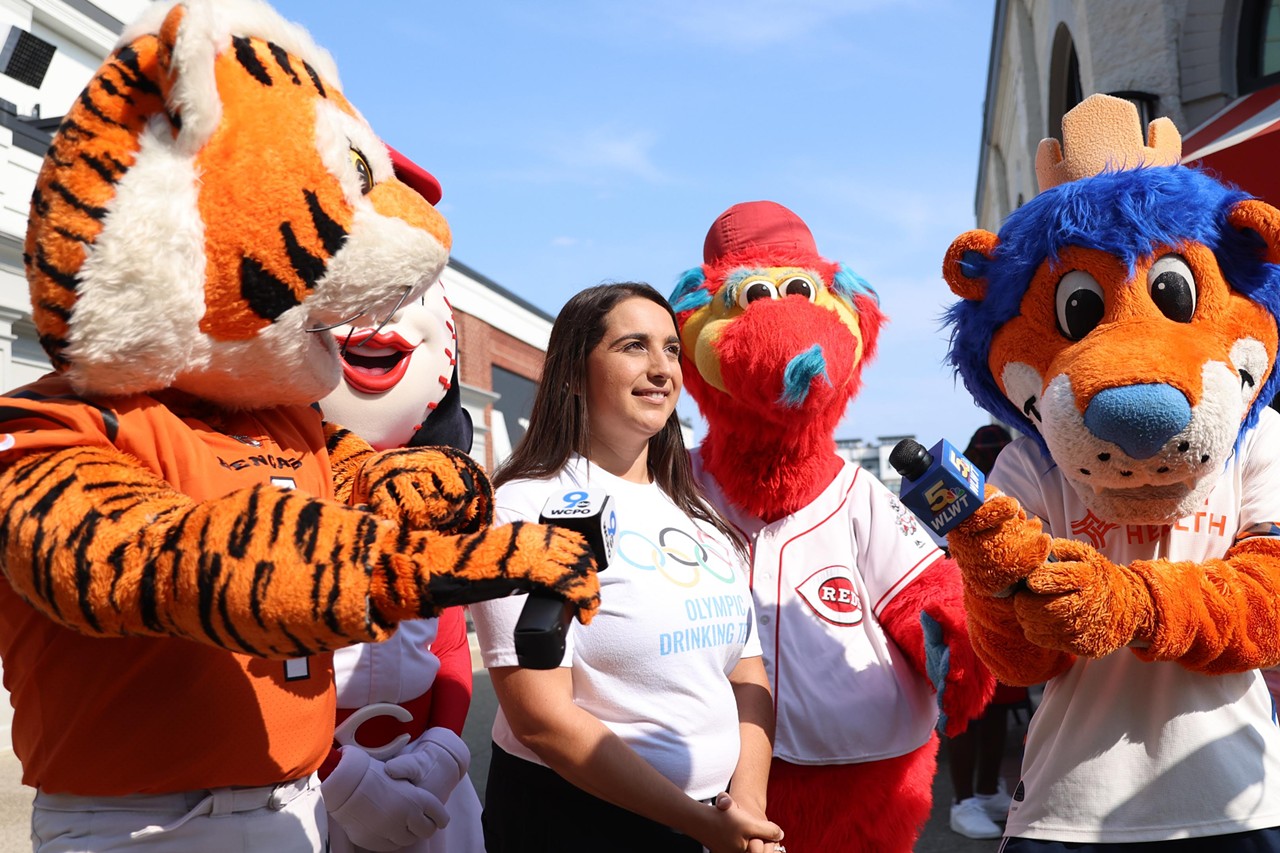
[0,374,336,794]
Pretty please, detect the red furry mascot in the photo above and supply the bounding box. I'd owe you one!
[669,201,994,851]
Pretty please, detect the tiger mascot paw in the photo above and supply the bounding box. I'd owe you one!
[379,521,601,624]
[356,445,493,535]
[947,486,1052,598]
[327,425,493,535]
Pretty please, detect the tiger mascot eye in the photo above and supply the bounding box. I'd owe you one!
[941,94,1280,846]
[0,1,598,848]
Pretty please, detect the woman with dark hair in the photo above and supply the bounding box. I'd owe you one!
[470,283,784,853]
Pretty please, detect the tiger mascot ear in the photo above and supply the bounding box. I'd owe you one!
[1228,198,1280,265]
[26,0,450,409]
[942,230,998,302]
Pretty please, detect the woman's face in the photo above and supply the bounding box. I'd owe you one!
[584,297,683,451]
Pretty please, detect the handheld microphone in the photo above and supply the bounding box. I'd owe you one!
[889,438,985,537]
[514,489,616,669]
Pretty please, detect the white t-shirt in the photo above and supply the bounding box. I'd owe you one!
[993,407,1280,843]
[694,454,943,765]
[469,455,762,801]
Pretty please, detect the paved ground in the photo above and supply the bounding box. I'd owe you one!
[0,642,1026,851]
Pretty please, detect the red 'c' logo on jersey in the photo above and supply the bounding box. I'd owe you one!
[796,565,863,627]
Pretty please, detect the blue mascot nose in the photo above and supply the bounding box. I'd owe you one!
[1082,383,1191,460]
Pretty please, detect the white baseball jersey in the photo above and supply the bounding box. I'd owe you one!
[993,407,1280,843]
[693,453,944,765]
[470,455,762,801]
[331,625,484,853]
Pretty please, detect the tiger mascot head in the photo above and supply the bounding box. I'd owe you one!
[944,93,1280,524]
[26,0,449,409]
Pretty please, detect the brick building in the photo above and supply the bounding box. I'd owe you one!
[440,259,552,471]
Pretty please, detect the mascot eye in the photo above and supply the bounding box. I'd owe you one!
[781,276,817,301]
[1054,269,1105,341]
[349,147,373,195]
[1147,254,1196,323]
[737,280,778,308]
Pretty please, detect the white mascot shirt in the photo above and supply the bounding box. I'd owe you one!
[992,407,1280,843]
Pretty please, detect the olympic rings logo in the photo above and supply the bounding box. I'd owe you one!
[616,526,738,587]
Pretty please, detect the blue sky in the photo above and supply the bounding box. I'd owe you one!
[271,0,999,446]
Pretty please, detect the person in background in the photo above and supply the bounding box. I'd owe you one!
[947,425,1026,840]
[469,282,784,853]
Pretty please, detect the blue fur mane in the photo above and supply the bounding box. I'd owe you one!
[945,165,1280,453]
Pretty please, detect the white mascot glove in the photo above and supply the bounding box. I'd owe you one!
[321,743,451,851]
[385,727,470,799]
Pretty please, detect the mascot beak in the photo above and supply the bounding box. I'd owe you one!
[714,298,861,418]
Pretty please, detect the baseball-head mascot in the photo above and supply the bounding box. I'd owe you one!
[0,1,598,848]
[670,200,994,852]
[943,93,1280,846]
[319,186,485,849]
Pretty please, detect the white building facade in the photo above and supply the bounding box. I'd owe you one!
[0,0,150,392]
[977,0,1277,229]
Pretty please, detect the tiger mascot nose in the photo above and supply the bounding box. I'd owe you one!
[1083,383,1192,459]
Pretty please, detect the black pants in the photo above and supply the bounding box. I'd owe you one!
[482,743,704,853]
[1001,827,1280,852]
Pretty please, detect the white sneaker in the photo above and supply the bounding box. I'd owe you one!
[950,797,1003,839]
[974,782,1013,821]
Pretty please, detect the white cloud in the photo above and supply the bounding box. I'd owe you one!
[490,125,669,187]
[553,126,667,181]
[630,0,898,47]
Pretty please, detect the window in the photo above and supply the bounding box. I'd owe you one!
[492,365,538,448]
[1047,24,1083,142]
[1239,0,1280,92]
[0,28,55,89]
[1107,90,1161,128]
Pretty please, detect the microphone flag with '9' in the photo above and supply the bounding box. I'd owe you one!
[514,489,616,669]
[889,439,985,537]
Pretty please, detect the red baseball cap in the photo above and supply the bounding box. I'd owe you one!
[388,145,443,206]
[703,200,818,265]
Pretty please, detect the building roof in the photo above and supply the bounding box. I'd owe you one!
[446,257,554,322]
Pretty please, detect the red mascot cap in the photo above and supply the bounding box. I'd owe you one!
[703,200,818,265]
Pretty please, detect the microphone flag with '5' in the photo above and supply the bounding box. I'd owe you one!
[889,438,985,537]
[514,489,616,669]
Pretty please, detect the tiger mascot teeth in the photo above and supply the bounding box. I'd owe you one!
[0,1,598,845]
[942,93,1280,844]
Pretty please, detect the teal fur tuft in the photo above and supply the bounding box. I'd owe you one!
[833,265,878,305]
[780,345,829,407]
[669,268,710,313]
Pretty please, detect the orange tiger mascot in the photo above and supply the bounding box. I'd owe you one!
[0,2,598,850]
[943,93,1280,848]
